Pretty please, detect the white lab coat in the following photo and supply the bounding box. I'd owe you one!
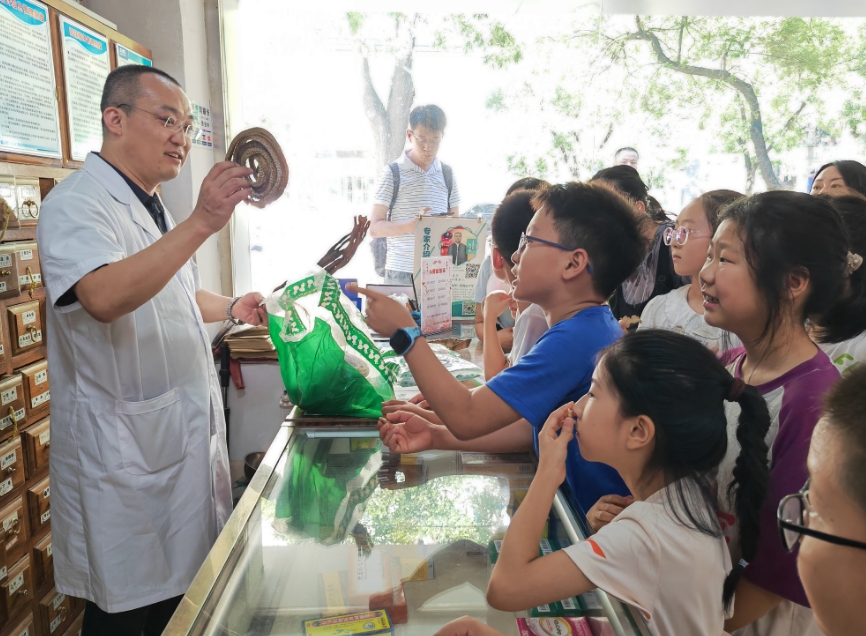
[37,153,232,613]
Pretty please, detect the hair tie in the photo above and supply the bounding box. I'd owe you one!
[727,378,746,402]
[846,252,863,276]
[738,559,749,569]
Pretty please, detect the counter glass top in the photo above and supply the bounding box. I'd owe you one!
[165,425,649,636]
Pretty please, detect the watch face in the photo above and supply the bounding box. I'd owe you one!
[391,329,412,354]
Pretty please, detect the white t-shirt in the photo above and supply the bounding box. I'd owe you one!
[510,304,548,366]
[564,481,731,636]
[820,331,866,375]
[639,284,740,351]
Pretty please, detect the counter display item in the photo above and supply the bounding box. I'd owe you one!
[162,421,651,636]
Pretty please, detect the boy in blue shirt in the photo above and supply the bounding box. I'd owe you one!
[352,181,647,515]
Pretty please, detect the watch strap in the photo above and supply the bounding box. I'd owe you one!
[227,296,243,325]
[391,326,422,356]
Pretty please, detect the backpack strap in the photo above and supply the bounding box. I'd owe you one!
[387,163,400,221]
[442,163,454,210]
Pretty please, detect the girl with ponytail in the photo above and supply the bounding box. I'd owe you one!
[700,191,847,636]
[435,330,771,636]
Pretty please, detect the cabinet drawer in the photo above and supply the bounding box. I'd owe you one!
[0,437,24,505]
[0,556,31,625]
[26,477,50,536]
[18,361,49,415]
[0,247,21,302]
[61,613,83,636]
[39,588,72,635]
[0,376,25,443]
[20,418,49,480]
[0,612,33,636]
[6,303,42,357]
[31,532,53,590]
[14,181,40,228]
[0,497,28,567]
[11,244,41,298]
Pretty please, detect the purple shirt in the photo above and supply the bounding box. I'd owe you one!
[717,347,840,606]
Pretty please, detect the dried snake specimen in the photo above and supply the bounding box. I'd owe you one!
[225,127,289,208]
[317,215,370,275]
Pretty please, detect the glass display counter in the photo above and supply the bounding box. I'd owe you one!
[164,421,650,636]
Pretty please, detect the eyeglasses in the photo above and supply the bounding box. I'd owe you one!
[777,479,866,553]
[663,226,712,246]
[116,104,201,140]
[516,232,594,273]
[409,131,442,149]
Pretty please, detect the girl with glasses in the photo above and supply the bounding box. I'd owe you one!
[699,192,849,636]
[639,190,742,353]
[778,364,866,636]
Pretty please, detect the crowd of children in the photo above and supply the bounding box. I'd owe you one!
[350,157,866,636]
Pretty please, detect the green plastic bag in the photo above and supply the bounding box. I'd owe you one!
[266,269,396,417]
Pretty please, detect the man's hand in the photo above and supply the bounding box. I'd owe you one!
[348,284,415,337]
[586,494,634,532]
[232,292,267,325]
[190,161,254,235]
[483,290,513,321]
[378,411,438,453]
[536,403,576,486]
[434,617,503,636]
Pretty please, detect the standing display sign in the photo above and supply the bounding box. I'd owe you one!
[420,256,452,335]
[115,42,151,67]
[0,0,62,158]
[414,216,486,320]
[59,15,110,161]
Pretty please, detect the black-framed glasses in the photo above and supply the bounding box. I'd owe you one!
[777,479,866,553]
[515,232,594,273]
[116,104,201,140]
[663,226,712,246]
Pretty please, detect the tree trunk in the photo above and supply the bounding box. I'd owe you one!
[358,23,416,168]
[631,18,782,190]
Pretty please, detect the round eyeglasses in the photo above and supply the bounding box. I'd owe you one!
[663,226,712,246]
[777,479,866,553]
[116,104,202,140]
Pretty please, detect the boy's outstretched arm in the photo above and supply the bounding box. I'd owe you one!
[352,284,521,440]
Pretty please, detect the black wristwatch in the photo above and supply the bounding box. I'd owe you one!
[390,327,423,356]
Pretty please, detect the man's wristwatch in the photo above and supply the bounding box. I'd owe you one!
[390,327,423,356]
[227,296,243,325]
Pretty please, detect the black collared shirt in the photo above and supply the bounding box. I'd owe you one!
[56,155,168,307]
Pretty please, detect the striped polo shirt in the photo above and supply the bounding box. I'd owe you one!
[373,151,461,273]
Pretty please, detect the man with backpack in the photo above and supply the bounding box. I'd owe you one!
[369,105,460,284]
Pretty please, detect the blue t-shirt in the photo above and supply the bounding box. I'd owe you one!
[487,305,629,514]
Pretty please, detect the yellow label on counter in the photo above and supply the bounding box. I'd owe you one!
[304,610,392,636]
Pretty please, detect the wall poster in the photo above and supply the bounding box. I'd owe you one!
[115,42,151,67]
[0,0,62,158]
[59,15,110,161]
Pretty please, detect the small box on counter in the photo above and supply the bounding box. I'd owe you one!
[303,610,393,636]
[516,617,594,636]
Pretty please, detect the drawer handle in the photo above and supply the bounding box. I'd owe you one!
[5,517,19,536]
[0,270,8,277]
[7,407,17,438]
[56,606,67,621]
[16,587,26,597]
[4,465,14,474]
[26,267,40,299]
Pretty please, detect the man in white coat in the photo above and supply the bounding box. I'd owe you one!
[38,65,266,635]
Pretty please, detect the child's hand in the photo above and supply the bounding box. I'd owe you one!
[537,402,576,485]
[408,392,428,407]
[381,401,432,418]
[586,494,635,531]
[434,616,503,636]
[482,290,513,321]
[378,411,436,453]
[349,284,416,337]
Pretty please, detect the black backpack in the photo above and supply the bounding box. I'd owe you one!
[372,162,454,277]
